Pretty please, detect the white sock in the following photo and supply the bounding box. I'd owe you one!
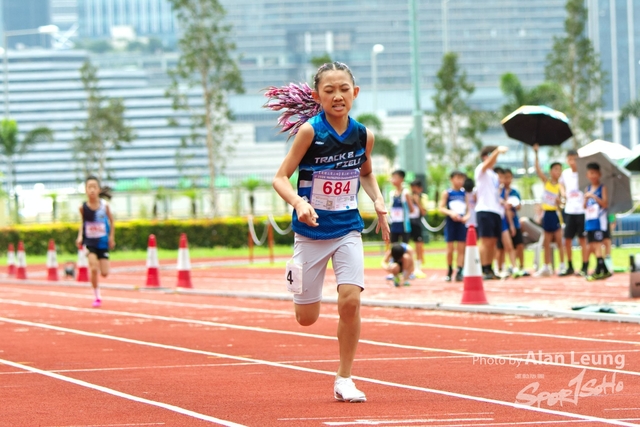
[415,260,422,270]
[560,262,566,270]
[93,287,101,300]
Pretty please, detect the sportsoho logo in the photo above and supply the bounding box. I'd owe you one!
[473,350,626,408]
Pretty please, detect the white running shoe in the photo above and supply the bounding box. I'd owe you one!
[334,377,366,403]
[534,265,552,277]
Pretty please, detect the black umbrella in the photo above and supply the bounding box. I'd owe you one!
[501,105,573,146]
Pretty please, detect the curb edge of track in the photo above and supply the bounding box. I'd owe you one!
[3,277,640,324]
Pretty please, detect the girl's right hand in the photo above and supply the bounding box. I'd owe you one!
[75,236,82,247]
[295,200,319,227]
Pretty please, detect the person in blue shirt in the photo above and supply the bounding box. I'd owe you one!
[438,171,469,282]
[270,62,390,403]
[75,176,115,308]
[496,168,526,277]
[583,163,611,281]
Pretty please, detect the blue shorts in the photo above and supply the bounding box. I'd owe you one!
[542,210,560,232]
[445,220,467,243]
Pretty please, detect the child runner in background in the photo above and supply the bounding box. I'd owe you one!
[464,177,477,229]
[76,176,115,308]
[268,62,390,403]
[389,169,415,243]
[583,163,611,280]
[381,243,415,287]
[533,144,566,276]
[439,171,469,282]
[409,179,428,278]
[496,168,525,277]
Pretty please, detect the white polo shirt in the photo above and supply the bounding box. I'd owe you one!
[560,168,585,215]
[474,163,503,216]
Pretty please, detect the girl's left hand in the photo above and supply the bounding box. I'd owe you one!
[109,237,116,250]
[374,200,390,242]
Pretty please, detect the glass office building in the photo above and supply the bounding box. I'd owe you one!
[588,0,640,148]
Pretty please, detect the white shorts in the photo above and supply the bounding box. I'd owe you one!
[291,230,365,305]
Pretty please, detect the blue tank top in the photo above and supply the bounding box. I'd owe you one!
[293,112,367,240]
[83,200,110,249]
[585,185,607,232]
[445,189,466,225]
[389,190,411,234]
[500,187,521,229]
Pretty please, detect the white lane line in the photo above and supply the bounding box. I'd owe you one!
[0,299,638,378]
[1,287,639,346]
[0,316,635,427]
[0,358,246,427]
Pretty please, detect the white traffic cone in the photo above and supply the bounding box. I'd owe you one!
[16,241,27,280]
[176,233,192,288]
[76,243,89,282]
[46,239,59,281]
[461,225,488,304]
[146,234,160,287]
[7,243,15,276]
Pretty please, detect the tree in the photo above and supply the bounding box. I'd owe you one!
[0,119,53,222]
[355,113,396,162]
[73,60,135,181]
[241,176,265,215]
[545,0,605,148]
[427,163,448,206]
[426,52,488,169]
[166,0,244,217]
[310,54,332,70]
[499,72,568,173]
[620,99,640,124]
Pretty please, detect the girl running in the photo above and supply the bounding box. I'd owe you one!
[76,176,115,308]
[266,62,390,402]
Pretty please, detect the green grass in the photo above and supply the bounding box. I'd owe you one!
[16,240,638,272]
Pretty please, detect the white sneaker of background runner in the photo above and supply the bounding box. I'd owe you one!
[535,265,552,277]
[334,377,366,402]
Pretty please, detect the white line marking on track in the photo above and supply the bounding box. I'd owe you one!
[0,358,246,427]
[0,316,636,426]
[323,418,494,426]
[1,298,638,378]
[2,287,639,346]
[44,424,166,427]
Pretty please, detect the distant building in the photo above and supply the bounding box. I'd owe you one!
[4,50,285,190]
[588,0,640,148]
[77,0,176,45]
[51,0,79,32]
[0,0,52,48]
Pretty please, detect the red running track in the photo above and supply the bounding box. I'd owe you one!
[0,284,639,426]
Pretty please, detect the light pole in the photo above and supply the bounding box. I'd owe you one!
[371,44,384,114]
[2,25,58,222]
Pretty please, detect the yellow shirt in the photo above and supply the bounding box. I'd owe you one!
[542,181,560,211]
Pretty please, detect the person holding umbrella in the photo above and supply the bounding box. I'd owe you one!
[533,144,566,277]
[474,145,508,280]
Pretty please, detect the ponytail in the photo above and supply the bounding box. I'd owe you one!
[263,82,321,138]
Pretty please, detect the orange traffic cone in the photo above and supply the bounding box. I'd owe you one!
[7,243,15,276]
[16,241,27,280]
[46,239,59,281]
[145,234,160,287]
[176,233,192,288]
[461,225,488,304]
[76,243,89,282]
